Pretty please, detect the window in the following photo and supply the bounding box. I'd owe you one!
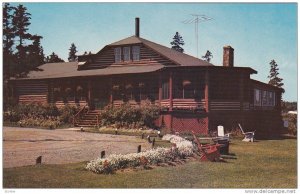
[114,47,121,63]
[123,47,130,61]
[262,90,268,106]
[254,89,261,106]
[182,79,194,99]
[254,89,276,107]
[132,46,140,61]
[125,83,134,101]
[268,91,275,106]
[162,80,169,99]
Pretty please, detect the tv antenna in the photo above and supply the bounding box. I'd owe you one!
[182,14,213,58]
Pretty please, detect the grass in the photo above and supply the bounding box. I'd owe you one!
[3,138,297,188]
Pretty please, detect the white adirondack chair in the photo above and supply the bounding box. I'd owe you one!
[238,123,255,142]
[217,125,230,140]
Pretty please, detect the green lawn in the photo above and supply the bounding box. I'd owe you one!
[3,138,297,188]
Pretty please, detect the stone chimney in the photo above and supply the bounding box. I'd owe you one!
[223,45,234,67]
[135,17,140,37]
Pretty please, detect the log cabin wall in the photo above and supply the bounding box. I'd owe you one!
[15,80,48,104]
[203,69,253,110]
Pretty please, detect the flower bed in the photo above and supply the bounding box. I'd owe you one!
[86,134,195,174]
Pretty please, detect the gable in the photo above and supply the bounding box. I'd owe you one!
[79,43,176,70]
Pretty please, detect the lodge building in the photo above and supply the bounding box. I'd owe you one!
[9,18,284,136]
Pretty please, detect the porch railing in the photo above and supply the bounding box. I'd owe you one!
[73,105,87,126]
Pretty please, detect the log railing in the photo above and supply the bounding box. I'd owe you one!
[210,100,241,111]
[172,99,205,110]
[73,105,87,126]
[19,94,47,104]
[110,99,249,111]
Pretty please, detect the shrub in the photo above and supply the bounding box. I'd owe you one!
[18,118,61,129]
[58,105,78,124]
[4,103,77,129]
[283,113,297,136]
[100,101,160,129]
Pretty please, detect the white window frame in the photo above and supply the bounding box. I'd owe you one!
[132,46,140,61]
[123,47,130,61]
[114,47,121,63]
[254,89,261,106]
[268,91,275,106]
[262,90,268,106]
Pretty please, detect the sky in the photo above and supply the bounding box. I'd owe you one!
[10,2,298,101]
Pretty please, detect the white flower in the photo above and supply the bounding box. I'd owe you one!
[86,134,195,174]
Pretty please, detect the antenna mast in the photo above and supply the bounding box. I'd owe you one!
[182,14,213,58]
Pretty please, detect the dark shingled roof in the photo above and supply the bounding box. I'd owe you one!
[251,79,284,92]
[13,35,256,81]
[109,36,214,67]
[16,62,164,80]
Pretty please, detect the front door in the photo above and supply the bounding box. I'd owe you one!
[91,83,110,110]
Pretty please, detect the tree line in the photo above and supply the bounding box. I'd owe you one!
[3,3,78,79]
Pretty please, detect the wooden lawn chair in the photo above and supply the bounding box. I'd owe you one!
[192,132,220,162]
[238,123,255,142]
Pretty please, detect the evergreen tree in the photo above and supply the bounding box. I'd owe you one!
[202,50,213,62]
[26,35,45,70]
[46,52,65,63]
[68,43,78,62]
[268,59,284,92]
[3,3,15,55]
[170,32,185,53]
[12,4,32,72]
[3,3,16,78]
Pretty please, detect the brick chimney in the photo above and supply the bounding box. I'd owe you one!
[135,17,140,37]
[223,45,234,67]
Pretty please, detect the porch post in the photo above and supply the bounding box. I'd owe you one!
[159,74,162,103]
[88,80,92,108]
[240,73,244,111]
[169,71,173,111]
[205,69,210,112]
[109,77,113,104]
[169,71,173,132]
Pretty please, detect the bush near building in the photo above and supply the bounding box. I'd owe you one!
[4,103,78,129]
[100,101,160,129]
[4,101,160,130]
[282,113,297,136]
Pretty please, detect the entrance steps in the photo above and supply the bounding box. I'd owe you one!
[74,110,101,128]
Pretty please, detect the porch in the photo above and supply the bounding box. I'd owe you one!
[48,70,211,112]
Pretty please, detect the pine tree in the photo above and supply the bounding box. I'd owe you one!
[202,50,213,62]
[3,3,15,56]
[268,59,284,92]
[12,4,32,73]
[3,3,18,78]
[46,52,65,63]
[68,43,78,62]
[170,32,185,53]
[26,35,45,70]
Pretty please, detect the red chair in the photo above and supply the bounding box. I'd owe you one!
[192,132,221,162]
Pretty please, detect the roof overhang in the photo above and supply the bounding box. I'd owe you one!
[10,64,165,81]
